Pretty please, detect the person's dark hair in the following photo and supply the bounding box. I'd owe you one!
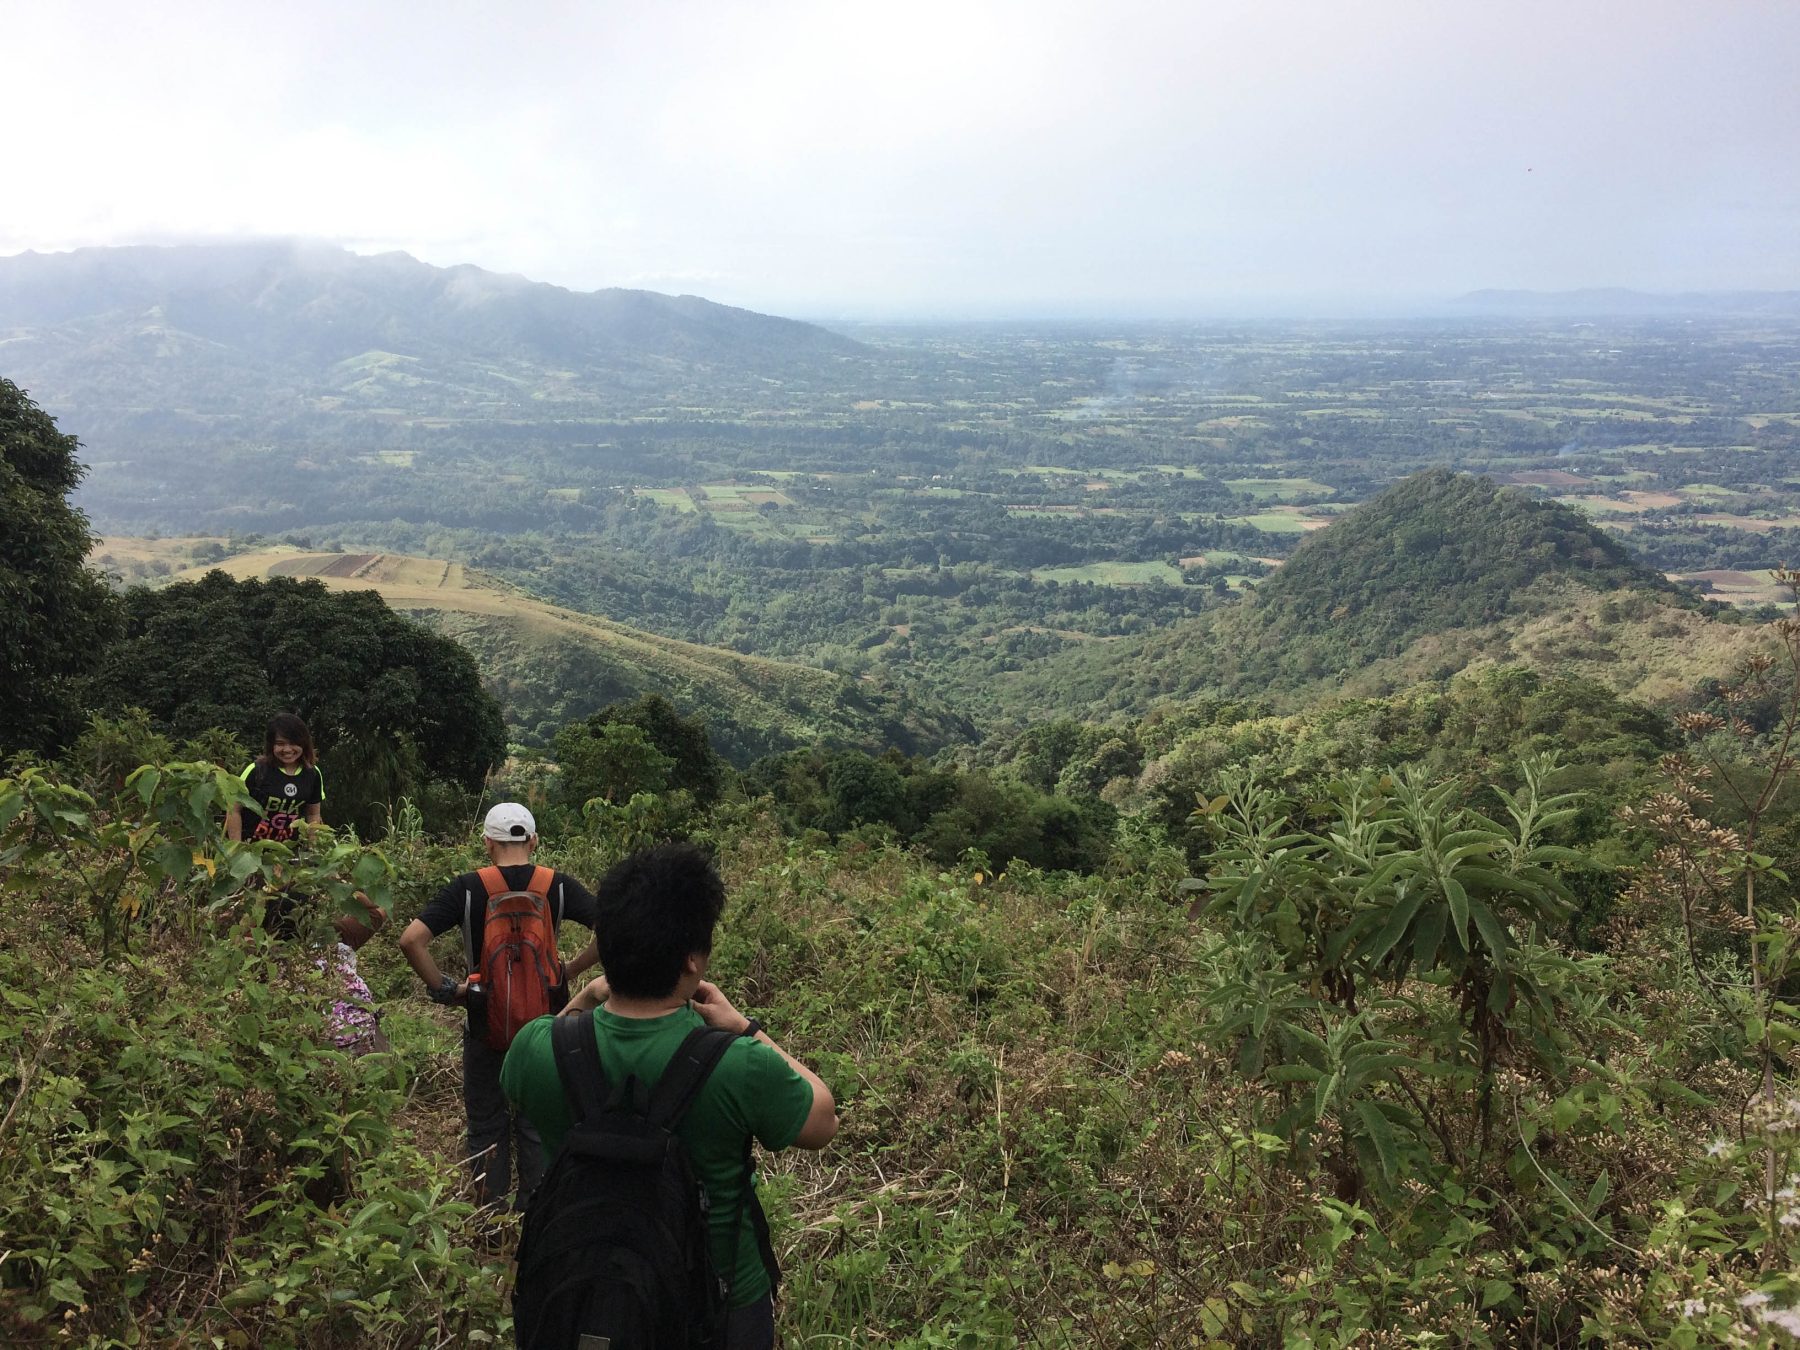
[594,842,725,999]
[261,712,317,769]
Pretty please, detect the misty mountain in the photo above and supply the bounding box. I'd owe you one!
[1454,287,1800,317]
[0,241,865,415]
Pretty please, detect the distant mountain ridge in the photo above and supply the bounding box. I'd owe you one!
[1455,287,1800,317]
[0,241,863,414]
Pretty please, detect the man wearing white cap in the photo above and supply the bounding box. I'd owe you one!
[399,802,601,1209]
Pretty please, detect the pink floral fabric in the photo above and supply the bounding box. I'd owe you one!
[318,943,380,1050]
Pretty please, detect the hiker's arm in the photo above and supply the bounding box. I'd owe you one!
[783,1055,839,1149]
[561,973,610,1016]
[399,918,466,1001]
[565,936,598,981]
[304,803,323,827]
[558,880,601,982]
[691,981,839,1149]
[225,805,243,842]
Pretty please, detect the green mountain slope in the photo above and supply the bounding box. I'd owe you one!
[991,469,1744,718]
[150,544,971,761]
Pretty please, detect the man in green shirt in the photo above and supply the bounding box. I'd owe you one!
[501,842,837,1348]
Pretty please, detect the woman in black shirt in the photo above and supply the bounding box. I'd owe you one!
[227,713,326,842]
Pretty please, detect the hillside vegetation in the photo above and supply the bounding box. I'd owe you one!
[133,542,972,759]
[1227,469,1679,658]
[14,289,1800,1345]
[10,717,1800,1345]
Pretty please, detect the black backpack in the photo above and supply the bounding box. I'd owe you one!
[513,1016,778,1350]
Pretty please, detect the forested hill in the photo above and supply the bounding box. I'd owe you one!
[990,469,1717,718]
[1229,468,1677,655]
[0,241,863,413]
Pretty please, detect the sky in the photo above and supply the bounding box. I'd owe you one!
[4,0,1798,317]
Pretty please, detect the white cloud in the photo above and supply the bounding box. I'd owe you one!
[3,0,1797,312]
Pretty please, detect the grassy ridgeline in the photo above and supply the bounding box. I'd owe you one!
[0,791,1788,1346]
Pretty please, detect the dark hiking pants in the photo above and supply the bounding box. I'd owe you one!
[723,1295,775,1350]
[463,1032,543,1210]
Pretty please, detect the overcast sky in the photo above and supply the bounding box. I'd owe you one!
[4,0,1797,317]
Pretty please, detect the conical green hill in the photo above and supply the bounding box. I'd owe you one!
[989,470,1696,719]
[1229,467,1676,663]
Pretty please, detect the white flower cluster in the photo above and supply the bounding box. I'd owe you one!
[1740,1290,1800,1338]
[1772,1170,1800,1230]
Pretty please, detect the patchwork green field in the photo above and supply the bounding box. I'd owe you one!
[1031,560,1185,587]
[1223,477,1335,500]
[1221,508,1330,533]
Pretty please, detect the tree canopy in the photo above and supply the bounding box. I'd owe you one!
[554,694,725,811]
[85,571,506,831]
[0,378,118,755]
[1241,469,1672,652]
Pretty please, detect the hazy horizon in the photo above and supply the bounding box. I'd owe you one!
[6,0,1797,317]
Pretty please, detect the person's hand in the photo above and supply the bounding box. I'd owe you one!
[561,975,610,1016]
[690,981,751,1035]
[453,979,472,1005]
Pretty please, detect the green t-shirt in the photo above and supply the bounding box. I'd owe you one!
[500,1006,815,1306]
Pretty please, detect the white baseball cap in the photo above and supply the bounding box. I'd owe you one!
[483,802,537,842]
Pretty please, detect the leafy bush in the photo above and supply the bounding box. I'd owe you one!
[0,762,506,1346]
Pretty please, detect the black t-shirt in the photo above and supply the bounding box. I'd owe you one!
[238,761,326,842]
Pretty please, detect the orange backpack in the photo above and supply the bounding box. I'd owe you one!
[464,865,567,1051]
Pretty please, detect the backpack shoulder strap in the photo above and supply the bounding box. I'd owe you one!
[551,1014,610,1124]
[525,865,554,899]
[477,865,507,899]
[646,1026,739,1131]
[744,1167,781,1293]
[462,876,476,971]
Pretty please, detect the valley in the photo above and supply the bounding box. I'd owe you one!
[15,251,1787,749]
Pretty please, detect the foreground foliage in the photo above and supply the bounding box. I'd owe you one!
[8,738,1800,1344]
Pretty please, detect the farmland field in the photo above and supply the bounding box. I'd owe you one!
[1224,477,1335,500]
[1032,561,1185,586]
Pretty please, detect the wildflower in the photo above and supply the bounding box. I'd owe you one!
[1678,1298,1708,1317]
[1706,1138,1732,1158]
[1754,1305,1800,1337]
[1740,1291,1773,1310]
